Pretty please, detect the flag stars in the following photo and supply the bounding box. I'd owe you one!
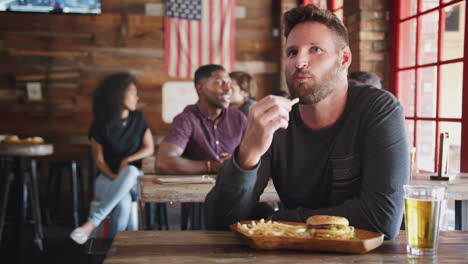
[165,0,202,21]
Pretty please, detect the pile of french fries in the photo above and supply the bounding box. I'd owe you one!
[236,219,312,238]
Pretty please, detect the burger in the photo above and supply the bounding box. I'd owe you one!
[306,215,355,239]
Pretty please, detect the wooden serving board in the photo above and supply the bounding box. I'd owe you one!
[230,221,384,254]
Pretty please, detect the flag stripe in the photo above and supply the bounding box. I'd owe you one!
[180,19,189,78]
[164,0,235,78]
[230,0,235,71]
[222,0,230,71]
[164,17,171,75]
[219,0,224,67]
[175,19,181,78]
[190,20,198,79]
[202,0,209,65]
[187,20,192,79]
[198,17,203,70]
[214,0,221,65]
[208,0,213,64]
[169,19,178,77]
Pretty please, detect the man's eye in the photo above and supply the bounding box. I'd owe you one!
[216,79,230,86]
[287,50,297,57]
[312,47,322,53]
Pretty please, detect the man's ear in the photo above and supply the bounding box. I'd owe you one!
[195,83,203,95]
[341,46,352,70]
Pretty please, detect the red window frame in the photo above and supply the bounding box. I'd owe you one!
[390,0,468,172]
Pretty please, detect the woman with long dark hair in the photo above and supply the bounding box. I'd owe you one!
[70,73,154,244]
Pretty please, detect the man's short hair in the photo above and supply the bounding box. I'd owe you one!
[349,71,382,89]
[229,71,257,98]
[194,64,225,86]
[283,4,348,47]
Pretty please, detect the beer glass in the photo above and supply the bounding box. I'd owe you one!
[404,185,445,256]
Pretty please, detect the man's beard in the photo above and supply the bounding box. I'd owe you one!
[287,61,341,105]
[207,94,230,109]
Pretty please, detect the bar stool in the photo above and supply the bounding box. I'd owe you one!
[45,160,85,228]
[0,143,53,258]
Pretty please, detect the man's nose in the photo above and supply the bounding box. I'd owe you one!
[222,82,232,91]
[295,52,309,69]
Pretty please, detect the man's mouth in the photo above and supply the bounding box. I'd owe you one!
[219,94,231,102]
[293,73,312,82]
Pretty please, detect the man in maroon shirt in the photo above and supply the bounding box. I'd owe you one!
[156,64,247,174]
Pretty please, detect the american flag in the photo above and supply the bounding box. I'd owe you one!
[164,0,236,79]
[302,0,326,8]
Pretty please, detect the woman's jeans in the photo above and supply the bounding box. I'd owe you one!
[88,165,141,238]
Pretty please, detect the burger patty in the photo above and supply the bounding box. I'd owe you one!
[307,224,347,229]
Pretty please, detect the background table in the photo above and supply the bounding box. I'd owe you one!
[411,175,468,230]
[104,230,468,264]
[139,175,280,230]
[139,174,280,203]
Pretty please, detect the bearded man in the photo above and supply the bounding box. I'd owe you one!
[204,5,409,240]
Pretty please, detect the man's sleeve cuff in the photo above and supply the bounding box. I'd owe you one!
[231,149,261,174]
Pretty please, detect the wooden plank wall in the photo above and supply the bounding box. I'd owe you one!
[0,0,281,164]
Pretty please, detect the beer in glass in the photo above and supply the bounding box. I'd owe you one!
[404,185,445,256]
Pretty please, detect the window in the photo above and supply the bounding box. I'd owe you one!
[390,0,467,172]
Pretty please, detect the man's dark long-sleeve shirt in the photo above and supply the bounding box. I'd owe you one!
[204,83,409,239]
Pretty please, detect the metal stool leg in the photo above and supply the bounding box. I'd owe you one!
[145,203,155,230]
[78,165,85,223]
[28,159,44,250]
[70,161,79,228]
[181,203,190,230]
[156,203,163,230]
[191,203,202,230]
[45,164,56,225]
[0,161,14,244]
[455,200,461,230]
[53,166,62,222]
[17,157,28,264]
[138,201,145,230]
[161,203,169,230]
[88,149,96,209]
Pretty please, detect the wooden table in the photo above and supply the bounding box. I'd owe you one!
[104,230,468,264]
[0,143,53,262]
[139,174,280,203]
[411,175,468,230]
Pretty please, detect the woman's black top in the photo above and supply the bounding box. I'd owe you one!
[89,110,149,174]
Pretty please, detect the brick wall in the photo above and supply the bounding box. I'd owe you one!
[345,0,391,90]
